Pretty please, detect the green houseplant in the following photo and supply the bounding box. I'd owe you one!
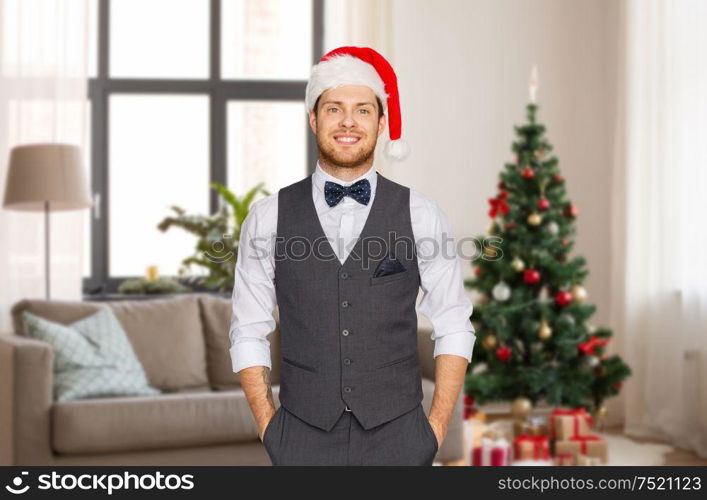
[157,181,270,292]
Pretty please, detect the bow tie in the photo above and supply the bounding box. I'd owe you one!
[323,178,371,207]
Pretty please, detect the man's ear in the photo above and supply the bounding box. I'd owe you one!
[308,109,317,134]
[378,112,387,137]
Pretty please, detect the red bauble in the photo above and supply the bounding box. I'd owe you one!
[523,268,541,285]
[554,173,564,183]
[537,197,550,211]
[564,202,578,218]
[554,290,573,307]
[474,266,482,276]
[496,346,512,363]
[505,221,517,231]
[464,394,475,406]
[614,382,622,391]
[521,166,535,179]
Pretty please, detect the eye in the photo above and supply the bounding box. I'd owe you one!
[327,107,338,113]
[359,109,370,114]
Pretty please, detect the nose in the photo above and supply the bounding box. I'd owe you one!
[338,109,357,128]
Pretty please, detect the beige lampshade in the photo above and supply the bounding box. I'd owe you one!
[2,143,92,212]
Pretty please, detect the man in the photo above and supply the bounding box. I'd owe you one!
[230,46,475,466]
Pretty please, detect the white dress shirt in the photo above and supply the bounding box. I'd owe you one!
[229,161,476,373]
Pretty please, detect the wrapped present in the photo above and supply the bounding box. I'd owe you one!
[553,453,575,466]
[472,436,512,466]
[550,407,593,440]
[512,458,553,466]
[577,454,603,466]
[554,434,608,464]
[513,434,550,461]
[514,414,550,438]
[463,414,488,464]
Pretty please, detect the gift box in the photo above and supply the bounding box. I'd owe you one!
[513,434,550,461]
[512,458,553,466]
[550,407,593,441]
[553,453,575,466]
[472,436,512,466]
[514,414,550,438]
[554,434,608,464]
[577,454,603,466]
[463,413,488,464]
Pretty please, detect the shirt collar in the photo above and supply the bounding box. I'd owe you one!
[312,161,378,196]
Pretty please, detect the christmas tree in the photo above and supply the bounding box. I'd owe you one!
[464,102,631,420]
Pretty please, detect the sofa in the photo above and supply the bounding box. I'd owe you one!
[0,293,464,465]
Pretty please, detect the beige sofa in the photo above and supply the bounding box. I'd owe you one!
[0,293,464,466]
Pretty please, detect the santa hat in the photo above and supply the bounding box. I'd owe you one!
[305,46,411,162]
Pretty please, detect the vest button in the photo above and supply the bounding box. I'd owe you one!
[343,386,352,393]
[343,358,351,365]
[340,272,349,279]
[341,300,350,308]
[342,329,350,336]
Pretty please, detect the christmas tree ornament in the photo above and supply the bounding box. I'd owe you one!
[564,202,578,218]
[537,197,550,211]
[482,333,497,350]
[523,268,541,285]
[505,221,517,231]
[487,220,497,234]
[538,286,549,301]
[492,281,512,301]
[496,346,512,363]
[527,212,542,226]
[306,46,410,162]
[511,256,525,272]
[538,319,553,340]
[560,238,569,246]
[474,266,482,276]
[554,173,564,183]
[571,284,587,303]
[587,355,600,368]
[488,190,509,218]
[484,246,497,258]
[554,290,573,307]
[521,166,535,179]
[511,397,533,418]
[596,404,608,420]
[546,221,559,235]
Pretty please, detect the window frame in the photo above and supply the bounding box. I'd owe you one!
[84,0,324,294]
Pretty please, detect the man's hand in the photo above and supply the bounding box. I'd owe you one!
[258,409,276,442]
[427,415,447,448]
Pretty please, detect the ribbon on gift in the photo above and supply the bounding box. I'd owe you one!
[569,434,602,454]
[550,407,594,439]
[513,434,549,460]
[473,436,511,466]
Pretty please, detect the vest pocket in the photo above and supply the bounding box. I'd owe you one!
[370,269,411,286]
[282,356,318,373]
[375,352,416,369]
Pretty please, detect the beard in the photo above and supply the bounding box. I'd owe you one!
[316,132,377,169]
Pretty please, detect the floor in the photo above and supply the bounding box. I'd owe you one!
[443,424,707,466]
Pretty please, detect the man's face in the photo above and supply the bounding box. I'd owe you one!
[309,85,386,169]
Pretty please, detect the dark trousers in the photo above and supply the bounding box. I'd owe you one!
[261,402,439,466]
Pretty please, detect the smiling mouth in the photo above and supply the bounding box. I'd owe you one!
[334,135,361,145]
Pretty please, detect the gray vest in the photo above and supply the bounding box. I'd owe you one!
[274,171,423,431]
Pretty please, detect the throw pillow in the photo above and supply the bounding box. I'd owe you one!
[22,307,160,402]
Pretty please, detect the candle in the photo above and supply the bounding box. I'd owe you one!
[529,64,539,104]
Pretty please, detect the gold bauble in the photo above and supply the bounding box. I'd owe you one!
[482,333,497,350]
[596,404,608,420]
[511,397,533,419]
[484,246,497,257]
[571,284,588,303]
[538,319,552,340]
[511,257,525,272]
[527,212,542,226]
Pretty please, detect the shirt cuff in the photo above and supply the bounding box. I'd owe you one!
[230,340,272,373]
[433,331,476,362]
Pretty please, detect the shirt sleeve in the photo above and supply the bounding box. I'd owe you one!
[229,197,278,373]
[412,191,476,362]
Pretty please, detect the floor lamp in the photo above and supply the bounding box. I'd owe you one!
[2,143,92,300]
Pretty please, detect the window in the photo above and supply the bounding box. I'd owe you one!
[84,0,323,294]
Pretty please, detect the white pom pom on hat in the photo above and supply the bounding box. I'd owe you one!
[305,46,410,163]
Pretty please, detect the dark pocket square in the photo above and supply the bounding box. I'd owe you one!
[373,255,407,278]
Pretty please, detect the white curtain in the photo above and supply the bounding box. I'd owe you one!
[613,0,707,458]
[0,0,91,332]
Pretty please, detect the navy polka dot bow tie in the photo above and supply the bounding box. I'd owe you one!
[324,178,371,207]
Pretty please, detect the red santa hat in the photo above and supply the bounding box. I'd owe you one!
[305,46,411,162]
